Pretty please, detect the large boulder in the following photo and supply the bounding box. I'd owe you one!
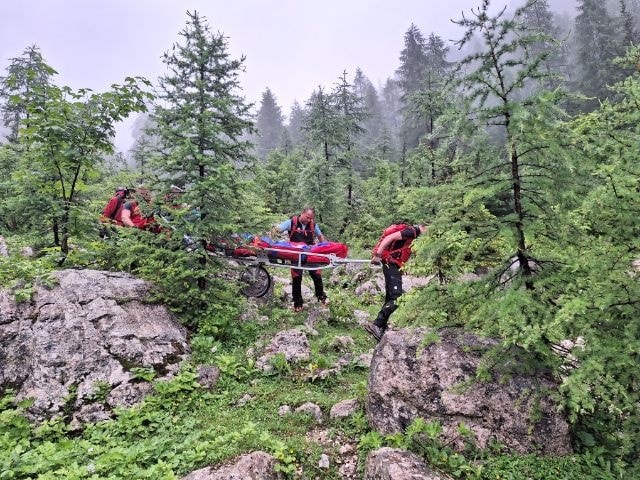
[0,269,190,421]
[367,328,571,455]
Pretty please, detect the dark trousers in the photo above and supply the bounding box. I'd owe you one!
[375,262,403,329]
[291,268,325,307]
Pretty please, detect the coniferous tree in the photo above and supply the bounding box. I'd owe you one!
[521,0,567,89]
[404,0,580,376]
[352,68,384,157]
[129,113,158,174]
[562,48,640,455]
[301,87,341,228]
[396,24,431,166]
[303,87,338,166]
[150,11,258,239]
[331,70,367,233]
[573,0,623,108]
[379,78,402,162]
[286,101,308,151]
[410,32,454,184]
[619,0,639,48]
[255,87,285,161]
[0,46,55,143]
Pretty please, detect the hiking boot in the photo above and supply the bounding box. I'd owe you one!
[364,323,386,342]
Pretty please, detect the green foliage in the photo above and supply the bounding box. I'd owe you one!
[268,353,292,377]
[148,10,266,241]
[0,245,58,302]
[6,56,151,256]
[130,368,157,383]
[215,353,255,381]
[2,5,640,479]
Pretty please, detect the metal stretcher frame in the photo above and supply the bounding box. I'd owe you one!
[207,244,370,298]
[223,246,371,271]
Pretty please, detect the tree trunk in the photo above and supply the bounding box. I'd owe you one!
[53,218,60,246]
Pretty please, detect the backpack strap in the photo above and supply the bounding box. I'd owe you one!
[289,215,315,243]
[109,195,124,220]
[289,215,297,241]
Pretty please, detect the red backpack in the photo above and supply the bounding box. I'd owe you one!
[372,224,416,266]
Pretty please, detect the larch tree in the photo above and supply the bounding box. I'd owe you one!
[403,0,583,379]
[560,47,640,457]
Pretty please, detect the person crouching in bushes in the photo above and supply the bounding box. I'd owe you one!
[120,186,160,232]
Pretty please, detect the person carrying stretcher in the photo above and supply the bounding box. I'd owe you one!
[275,207,329,312]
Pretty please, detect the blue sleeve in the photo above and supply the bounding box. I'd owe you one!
[278,219,292,232]
[315,224,323,237]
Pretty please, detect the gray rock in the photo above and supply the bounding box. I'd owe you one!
[278,405,292,416]
[294,402,323,423]
[197,365,220,391]
[0,236,8,256]
[367,328,572,455]
[318,453,330,469]
[0,269,189,421]
[330,398,360,419]
[256,329,310,371]
[330,335,355,351]
[181,451,282,480]
[365,447,446,479]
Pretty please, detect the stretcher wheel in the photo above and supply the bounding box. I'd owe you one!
[239,265,271,298]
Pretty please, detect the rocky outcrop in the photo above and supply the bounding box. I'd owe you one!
[0,269,190,421]
[181,451,283,480]
[365,447,446,480]
[367,328,572,455]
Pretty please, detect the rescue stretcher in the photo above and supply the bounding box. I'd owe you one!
[206,236,370,298]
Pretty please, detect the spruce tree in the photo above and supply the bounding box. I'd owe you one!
[396,24,431,165]
[619,0,639,60]
[379,78,402,162]
[286,101,308,151]
[573,0,623,108]
[410,32,454,184]
[521,0,567,89]
[150,11,258,238]
[0,46,55,143]
[255,87,285,161]
[331,70,367,233]
[352,69,383,159]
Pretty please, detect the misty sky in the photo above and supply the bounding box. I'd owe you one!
[1,0,578,152]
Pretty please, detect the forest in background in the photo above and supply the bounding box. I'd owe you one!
[1,0,639,478]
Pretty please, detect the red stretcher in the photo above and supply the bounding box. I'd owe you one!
[205,236,369,298]
[231,238,349,269]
